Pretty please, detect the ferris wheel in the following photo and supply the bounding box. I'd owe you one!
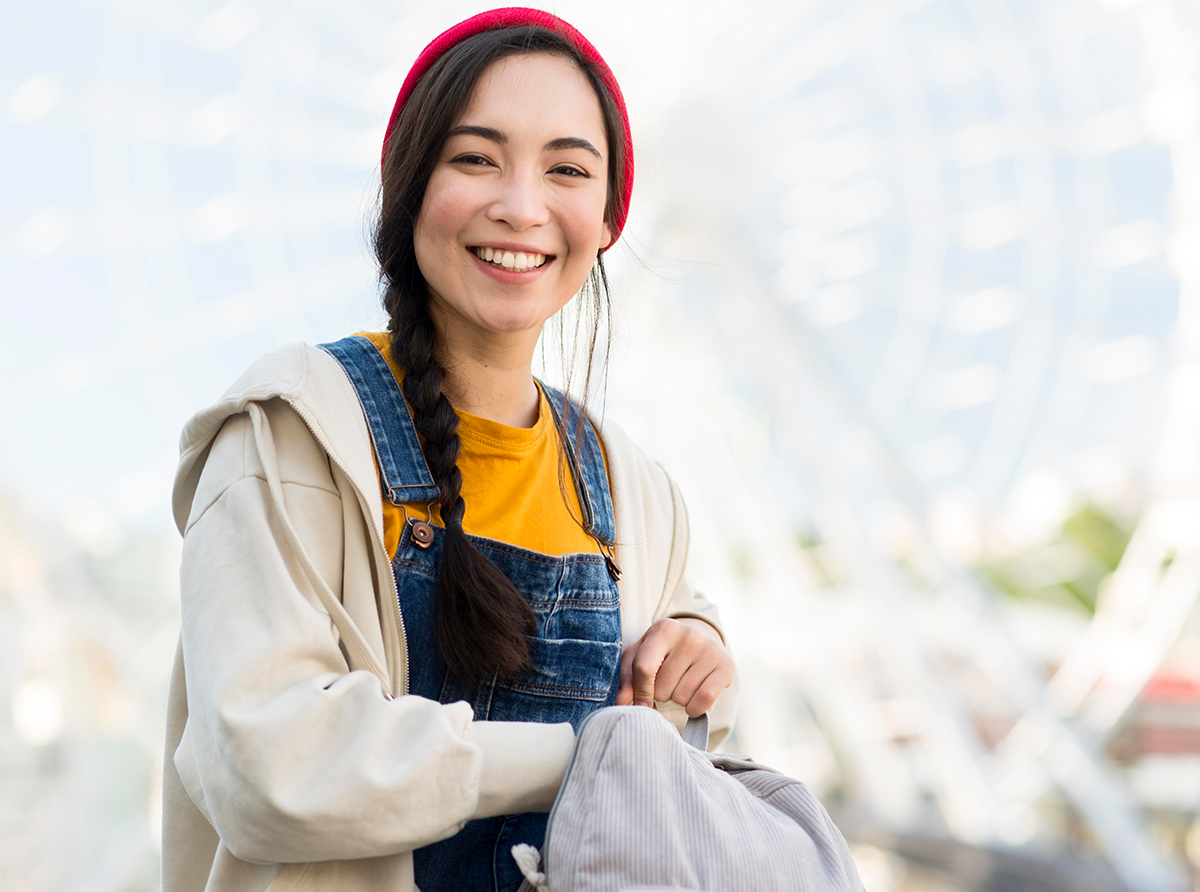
[601,1,1197,889]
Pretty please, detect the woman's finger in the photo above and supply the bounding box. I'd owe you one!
[667,655,719,709]
[615,640,637,705]
[650,646,693,704]
[615,619,734,711]
[648,624,711,702]
[629,627,673,707]
[678,662,734,717]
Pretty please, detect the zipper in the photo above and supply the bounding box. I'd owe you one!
[287,399,409,696]
[540,707,605,877]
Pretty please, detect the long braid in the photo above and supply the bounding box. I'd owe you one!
[387,286,535,685]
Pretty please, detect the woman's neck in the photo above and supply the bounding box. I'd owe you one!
[439,352,540,428]
[431,323,540,429]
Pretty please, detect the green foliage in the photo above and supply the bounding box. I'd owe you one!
[1062,503,1132,572]
[979,502,1133,616]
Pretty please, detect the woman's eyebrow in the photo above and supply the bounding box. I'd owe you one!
[446,126,601,159]
[446,124,506,143]
[544,136,601,158]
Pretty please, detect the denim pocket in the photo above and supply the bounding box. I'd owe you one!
[504,636,621,703]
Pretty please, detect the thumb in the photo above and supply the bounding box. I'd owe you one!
[615,644,635,705]
[630,641,666,708]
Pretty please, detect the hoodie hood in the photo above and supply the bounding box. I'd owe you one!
[172,343,383,543]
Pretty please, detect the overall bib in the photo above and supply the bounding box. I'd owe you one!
[321,336,622,892]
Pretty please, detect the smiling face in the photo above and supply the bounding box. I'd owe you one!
[413,52,612,350]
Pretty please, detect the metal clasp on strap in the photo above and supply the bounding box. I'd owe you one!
[600,541,621,581]
[399,502,436,550]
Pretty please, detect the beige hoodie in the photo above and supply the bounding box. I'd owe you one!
[162,342,736,892]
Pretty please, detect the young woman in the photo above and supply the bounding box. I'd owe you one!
[162,9,737,892]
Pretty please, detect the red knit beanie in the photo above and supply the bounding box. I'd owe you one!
[381,7,634,250]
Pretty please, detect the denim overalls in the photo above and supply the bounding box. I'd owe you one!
[321,336,622,892]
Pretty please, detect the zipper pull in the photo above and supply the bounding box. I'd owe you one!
[602,547,622,581]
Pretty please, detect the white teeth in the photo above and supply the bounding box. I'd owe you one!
[474,247,547,270]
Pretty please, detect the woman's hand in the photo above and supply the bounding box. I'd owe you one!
[615,617,735,718]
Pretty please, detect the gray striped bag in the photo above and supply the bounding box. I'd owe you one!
[513,706,863,892]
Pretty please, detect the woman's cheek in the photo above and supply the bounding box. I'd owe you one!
[564,193,610,261]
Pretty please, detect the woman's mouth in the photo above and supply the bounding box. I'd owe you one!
[471,246,549,271]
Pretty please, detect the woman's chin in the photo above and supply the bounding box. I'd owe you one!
[429,292,557,343]
[474,309,556,338]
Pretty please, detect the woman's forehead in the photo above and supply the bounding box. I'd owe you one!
[455,53,608,151]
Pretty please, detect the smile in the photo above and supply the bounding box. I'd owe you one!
[472,246,549,271]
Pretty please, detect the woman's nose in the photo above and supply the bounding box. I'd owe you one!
[487,169,551,231]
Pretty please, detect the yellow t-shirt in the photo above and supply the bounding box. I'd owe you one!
[357,332,603,561]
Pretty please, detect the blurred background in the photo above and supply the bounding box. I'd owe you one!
[2,0,1199,889]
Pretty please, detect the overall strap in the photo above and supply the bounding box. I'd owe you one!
[540,384,616,547]
[318,335,441,504]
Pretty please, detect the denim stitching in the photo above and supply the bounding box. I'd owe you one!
[318,338,438,501]
[505,682,612,699]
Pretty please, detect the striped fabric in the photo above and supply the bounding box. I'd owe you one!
[515,706,863,892]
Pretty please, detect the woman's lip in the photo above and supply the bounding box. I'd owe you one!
[469,248,554,282]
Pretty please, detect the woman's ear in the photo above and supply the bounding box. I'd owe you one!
[599,221,613,253]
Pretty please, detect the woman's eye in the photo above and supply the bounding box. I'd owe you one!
[552,165,589,178]
[453,154,491,166]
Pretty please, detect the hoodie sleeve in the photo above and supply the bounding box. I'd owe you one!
[174,399,577,866]
[667,582,728,644]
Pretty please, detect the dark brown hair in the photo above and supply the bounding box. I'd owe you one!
[375,26,627,686]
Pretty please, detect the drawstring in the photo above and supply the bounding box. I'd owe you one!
[510,844,548,892]
[247,403,394,698]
